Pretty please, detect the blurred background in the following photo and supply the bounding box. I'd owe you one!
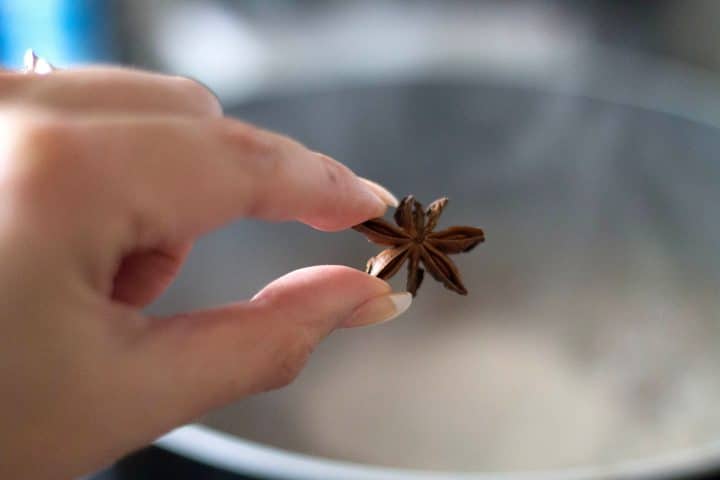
[5,1,720,480]
[3,1,720,105]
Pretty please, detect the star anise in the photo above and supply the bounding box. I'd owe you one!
[353,195,485,296]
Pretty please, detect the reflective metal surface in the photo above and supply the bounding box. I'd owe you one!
[152,74,720,476]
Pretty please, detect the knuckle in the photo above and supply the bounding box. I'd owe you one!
[216,118,274,160]
[1,116,83,186]
[214,119,282,215]
[265,327,317,390]
[172,76,223,117]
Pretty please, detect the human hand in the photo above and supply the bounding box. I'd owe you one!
[0,64,411,479]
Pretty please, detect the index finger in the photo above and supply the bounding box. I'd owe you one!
[19,114,398,247]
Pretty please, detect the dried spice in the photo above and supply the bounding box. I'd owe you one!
[353,195,484,296]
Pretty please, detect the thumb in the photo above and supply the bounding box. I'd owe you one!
[121,266,411,439]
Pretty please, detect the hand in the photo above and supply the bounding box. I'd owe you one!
[0,65,412,479]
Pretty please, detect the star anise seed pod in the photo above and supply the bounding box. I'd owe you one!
[353,195,485,297]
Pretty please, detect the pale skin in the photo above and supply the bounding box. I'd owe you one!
[0,66,412,479]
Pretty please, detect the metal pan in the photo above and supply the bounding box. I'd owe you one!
[153,38,720,480]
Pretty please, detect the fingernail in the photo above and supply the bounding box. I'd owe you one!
[343,292,412,328]
[358,177,399,208]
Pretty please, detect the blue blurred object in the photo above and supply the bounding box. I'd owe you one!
[0,0,114,68]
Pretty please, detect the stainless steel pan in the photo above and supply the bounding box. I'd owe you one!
[152,40,720,479]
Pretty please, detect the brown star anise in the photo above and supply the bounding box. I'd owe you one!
[353,195,485,296]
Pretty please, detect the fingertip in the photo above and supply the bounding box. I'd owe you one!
[358,177,399,208]
[299,153,391,232]
[342,291,412,328]
[252,265,391,306]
